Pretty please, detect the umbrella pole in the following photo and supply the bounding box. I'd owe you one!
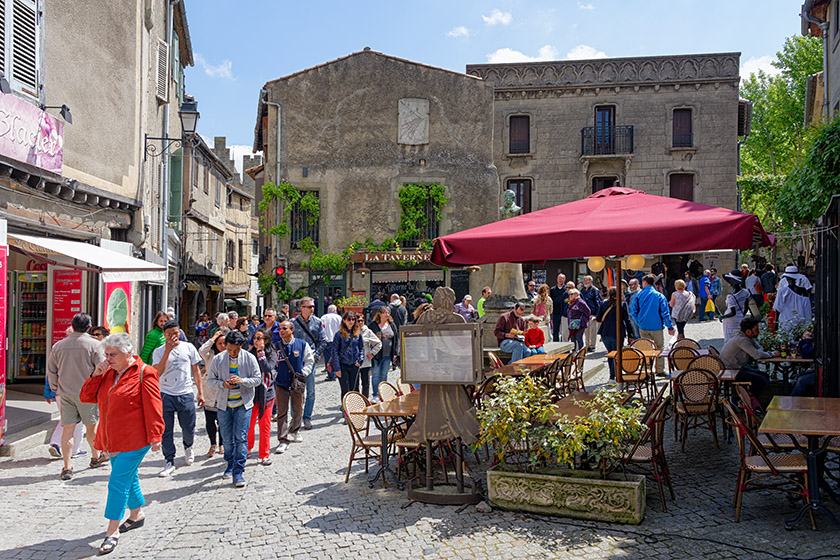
[616,259,623,383]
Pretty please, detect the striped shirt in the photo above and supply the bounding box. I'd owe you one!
[227,357,242,408]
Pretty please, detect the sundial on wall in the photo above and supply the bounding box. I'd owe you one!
[398,98,429,145]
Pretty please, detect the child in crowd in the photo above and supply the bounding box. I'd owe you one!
[524,315,546,356]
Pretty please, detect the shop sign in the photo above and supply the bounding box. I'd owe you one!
[51,269,83,346]
[104,282,131,334]
[0,94,64,174]
[349,252,431,263]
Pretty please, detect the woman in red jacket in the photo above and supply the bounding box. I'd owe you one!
[80,333,164,556]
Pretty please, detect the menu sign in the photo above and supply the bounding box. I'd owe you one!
[51,270,83,346]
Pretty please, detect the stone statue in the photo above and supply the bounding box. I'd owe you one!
[499,189,521,219]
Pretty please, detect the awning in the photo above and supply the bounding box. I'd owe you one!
[223,298,236,307]
[8,233,166,283]
[235,298,251,306]
[185,281,200,291]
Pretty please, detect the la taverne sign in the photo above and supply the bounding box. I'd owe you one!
[350,252,431,263]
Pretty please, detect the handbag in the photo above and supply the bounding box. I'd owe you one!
[278,343,306,394]
[569,317,582,330]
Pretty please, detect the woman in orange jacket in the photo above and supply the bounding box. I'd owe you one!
[80,333,164,556]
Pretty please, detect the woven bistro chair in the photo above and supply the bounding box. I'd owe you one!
[732,385,804,452]
[487,352,504,370]
[630,338,658,352]
[378,381,399,402]
[707,346,720,358]
[569,347,587,392]
[721,400,813,528]
[624,394,675,512]
[396,381,414,396]
[534,356,565,398]
[672,338,701,350]
[668,346,699,374]
[341,391,383,484]
[673,369,720,451]
[554,354,577,398]
[687,355,725,377]
[618,347,654,403]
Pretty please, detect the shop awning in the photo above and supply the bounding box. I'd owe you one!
[224,298,236,307]
[235,298,251,306]
[8,233,166,283]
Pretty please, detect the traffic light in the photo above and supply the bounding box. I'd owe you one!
[274,263,287,291]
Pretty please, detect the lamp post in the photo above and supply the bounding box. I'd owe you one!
[144,99,200,160]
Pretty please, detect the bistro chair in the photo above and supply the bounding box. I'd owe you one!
[672,338,701,350]
[554,354,577,398]
[487,352,504,370]
[378,381,399,402]
[673,369,720,451]
[630,338,658,352]
[535,356,564,397]
[396,381,414,396]
[668,346,699,374]
[341,391,383,484]
[618,347,654,403]
[732,385,803,453]
[569,347,588,392]
[687,355,725,377]
[640,383,670,426]
[624,394,675,512]
[721,400,813,528]
[707,346,721,358]
[472,375,499,462]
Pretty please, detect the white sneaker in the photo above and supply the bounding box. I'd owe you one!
[291,433,303,443]
[275,443,288,454]
[158,462,176,477]
[184,446,194,465]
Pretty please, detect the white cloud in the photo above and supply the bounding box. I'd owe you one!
[228,145,257,179]
[482,9,512,26]
[577,1,594,10]
[740,55,781,80]
[195,53,234,80]
[565,44,608,60]
[487,45,559,64]
[447,26,470,38]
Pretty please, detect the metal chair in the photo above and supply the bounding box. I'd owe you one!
[673,369,720,451]
[378,381,399,402]
[569,347,587,392]
[668,346,699,373]
[396,381,413,396]
[721,400,813,528]
[672,338,701,350]
[555,354,577,398]
[341,391,383,484]
[618,347,654,403]
[624,395,675,511]
[630,338,658,352]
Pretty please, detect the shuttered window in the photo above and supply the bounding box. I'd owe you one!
[155,39,169,102]
[168,148,183,225]
[238,239,243,269]
[509,116,530,154]
[669,173,694,201]
[673,108,693,147]
[0,0,40,99]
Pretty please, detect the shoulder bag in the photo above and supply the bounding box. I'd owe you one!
[295,316,317,346]
[278,343,306,394]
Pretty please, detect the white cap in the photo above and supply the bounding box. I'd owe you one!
[785,265,799,273]
[464,294,472,300]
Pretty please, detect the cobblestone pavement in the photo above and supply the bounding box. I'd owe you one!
[2,318,840,559]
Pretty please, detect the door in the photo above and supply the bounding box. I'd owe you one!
[595,106,615,155]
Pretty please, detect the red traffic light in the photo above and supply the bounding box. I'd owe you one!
[274,265,286,276]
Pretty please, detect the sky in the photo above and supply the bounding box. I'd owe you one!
[185,0,802,177]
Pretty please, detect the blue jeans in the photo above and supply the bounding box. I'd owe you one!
[303,362,317,421]
[323,342,335,377]
[736,366,769,397]
[499,338,527,364]
[371,357,391,399]
[217,405,249,476]
[791,372,816,397]
[699,297,710,320]
[601,336,617,379]
[161,393,196,464]
[104,446,149,521]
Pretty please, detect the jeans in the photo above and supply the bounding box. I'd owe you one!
[203,409,222,447]
[602,335,617,379]
[303,362,317,421]
[104,446,149,521]
[699,297,710,320]
[358,366,371,398]
[161,393,196,463]
[675,321,686,336]
[323,342,335,376]
[551,314,563,343]
[736,366,769,397]
[337,364,360,402]
[499,338,527,364]
[371,357,391,398]
[570,330,584,351]
[217,404,249,476]
[791,372,816,397]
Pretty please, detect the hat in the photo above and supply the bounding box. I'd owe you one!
[724,269,744,286]
[785,265,799,274]
[463,294,472,301]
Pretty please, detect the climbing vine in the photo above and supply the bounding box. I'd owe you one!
[257,181,448,300]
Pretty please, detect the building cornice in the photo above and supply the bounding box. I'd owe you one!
[466,53,740,91]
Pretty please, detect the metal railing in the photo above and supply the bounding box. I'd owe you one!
[581,125,634,156]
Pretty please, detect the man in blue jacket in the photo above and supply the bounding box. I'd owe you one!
[629,274,675,374]
[273,321,314,455]
[291,297,327,431]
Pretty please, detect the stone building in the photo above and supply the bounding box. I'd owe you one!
[802,1,837,121]
[223,184,255,316]
[253,49,499,311]
[466,52,742,284]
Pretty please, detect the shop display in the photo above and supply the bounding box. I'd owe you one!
[16,272,48,379]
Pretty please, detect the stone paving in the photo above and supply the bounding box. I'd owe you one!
[2,318,840,559]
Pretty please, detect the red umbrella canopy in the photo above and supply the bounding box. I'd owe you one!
[432,187,774,267]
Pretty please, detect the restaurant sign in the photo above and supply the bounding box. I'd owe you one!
[0,94,64,174]
[349,252,431,263]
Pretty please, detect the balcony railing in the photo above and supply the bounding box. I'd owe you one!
[581,125,634,156]
[673,133,693,148]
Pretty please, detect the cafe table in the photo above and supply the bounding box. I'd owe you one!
[547,391,631,422]
[758,396,840,529]
[352,391,420,489]
[514,353,570,366]
[487,362,548,377]
[758,356,815,395]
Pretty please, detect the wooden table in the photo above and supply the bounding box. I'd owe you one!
[353,391,420,489]
[547,391,630,422]
[758,397,840,529]
[514,353,569,366]
[758,357,815,395]
[488,362,548,377]
[768,395,840,412]
[606,349,661,360]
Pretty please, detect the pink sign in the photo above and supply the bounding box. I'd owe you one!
[0,93,63,174]
[52,269,82,347]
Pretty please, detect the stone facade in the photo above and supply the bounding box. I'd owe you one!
[254,49,499,303]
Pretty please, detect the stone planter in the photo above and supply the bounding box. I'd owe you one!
[486,465,646,524]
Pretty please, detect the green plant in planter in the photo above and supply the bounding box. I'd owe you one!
[476,376,643,478]
[757,318,815,352]
[335,294,368,308]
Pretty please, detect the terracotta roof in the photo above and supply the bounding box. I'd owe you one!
[245,164,264,180]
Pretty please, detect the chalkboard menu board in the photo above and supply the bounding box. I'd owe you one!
[400,323,482,385]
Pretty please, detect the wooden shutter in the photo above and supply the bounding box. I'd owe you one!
[9,0,38,98]
[0,0,6,77]
[669,173,694,201]
[509,116,530,154]
[168,148,183,224]
[156,39,169,102]
[673,109,692,147]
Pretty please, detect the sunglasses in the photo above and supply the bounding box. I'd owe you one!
[105,351,120,358]
[254,336,265,340]
[301,305,314,309]
[278,327,290,331]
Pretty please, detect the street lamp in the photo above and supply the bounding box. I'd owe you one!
[144,99,201,160]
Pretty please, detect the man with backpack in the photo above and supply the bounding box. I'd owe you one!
[290,297,327,431]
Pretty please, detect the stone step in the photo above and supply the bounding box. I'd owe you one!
[0,421,51,457]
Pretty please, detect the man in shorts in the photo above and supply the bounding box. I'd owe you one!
[46,312,107,480]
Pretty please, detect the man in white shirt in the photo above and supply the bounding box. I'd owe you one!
[321,304,342,380]
[152,320,204,477]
